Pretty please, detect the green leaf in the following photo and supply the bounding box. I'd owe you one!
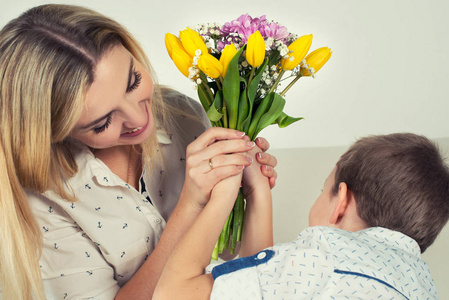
[247,58,268,102]
[223,47,245,129]
[206,90,224,122]
[252,93,286,139]
[240,59,269,133]
[237,79,248,132]
[197,83,212,112]
[275,112,304,128]
[247,93,274,140]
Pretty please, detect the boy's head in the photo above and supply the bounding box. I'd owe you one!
[331,133,449,252]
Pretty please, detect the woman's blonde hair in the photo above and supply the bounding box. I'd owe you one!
[0,4,168,299]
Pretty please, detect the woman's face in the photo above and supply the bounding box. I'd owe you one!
[71,45,154,149]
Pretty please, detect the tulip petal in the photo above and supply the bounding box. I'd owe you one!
[220,43,238,78]
[198,54,223,79]
[172,48,193,77]
[301,47,332,76]
[281,34,313,70]
[165,33,183,59]
[246,30,266,68]
[179,27,209,57]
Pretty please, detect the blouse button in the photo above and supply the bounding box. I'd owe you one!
[154,218,162,224]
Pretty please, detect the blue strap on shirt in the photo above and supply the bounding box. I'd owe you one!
[212,250,275,280]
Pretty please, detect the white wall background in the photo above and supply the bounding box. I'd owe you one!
[2,0,448,149]
[1,0,448,298]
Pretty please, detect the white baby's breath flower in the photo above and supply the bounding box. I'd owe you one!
[188,66,199,80]
[265,37,274,50]
[206,40,215,49]
[195,49,202,56]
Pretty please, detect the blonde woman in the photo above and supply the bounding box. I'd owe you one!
[0,4,277,299]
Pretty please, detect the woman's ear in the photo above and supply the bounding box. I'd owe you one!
[329,182,349,225]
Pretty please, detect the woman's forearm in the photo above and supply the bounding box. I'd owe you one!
[115,188,205,299]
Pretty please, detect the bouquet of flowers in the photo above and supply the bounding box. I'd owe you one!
[165,14,332,260]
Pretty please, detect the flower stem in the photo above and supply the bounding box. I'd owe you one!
[248,67,256,85]
[216,76,223,90]
[201,80,214,105]
[280,74,302,97]
[268,69,285,95]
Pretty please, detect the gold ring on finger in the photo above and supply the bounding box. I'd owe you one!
[209,158,214,170]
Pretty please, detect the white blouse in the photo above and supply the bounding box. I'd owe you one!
[27,91,210,299]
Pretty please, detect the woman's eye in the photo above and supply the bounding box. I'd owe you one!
[127,71,142,93]
[93,116,112,134]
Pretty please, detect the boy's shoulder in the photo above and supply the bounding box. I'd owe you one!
[210,226,438,299]
[274,226,437,299]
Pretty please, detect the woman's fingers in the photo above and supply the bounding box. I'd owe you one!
[206,153,252,173]
[187,127,246,153]
[187,138,255,172]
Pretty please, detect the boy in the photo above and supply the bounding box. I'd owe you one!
[154,133,449,299]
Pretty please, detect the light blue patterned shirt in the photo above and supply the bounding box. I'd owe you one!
[210,226,438,299]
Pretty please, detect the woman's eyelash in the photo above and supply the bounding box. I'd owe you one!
[93,115,112,134]
[127,71,142,93]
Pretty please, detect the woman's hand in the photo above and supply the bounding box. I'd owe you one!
[181,127,255,210]
[254,137,278,189]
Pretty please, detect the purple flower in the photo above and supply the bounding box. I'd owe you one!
[259,22,289,41]
[218,14,290,50]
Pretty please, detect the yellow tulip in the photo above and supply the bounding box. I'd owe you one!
[300,47,332,76]
[281,34,313,70]
[179,27,209,58]
[220,43,237,78]
[198,53,223,79]
[172,47,194,77]
[165,33,184,59]
[246,30,265,68]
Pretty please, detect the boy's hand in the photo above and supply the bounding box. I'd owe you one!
[254,137,278,189]
[242,146,271,201]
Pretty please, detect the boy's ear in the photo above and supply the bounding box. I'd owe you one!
[329,182,350,225]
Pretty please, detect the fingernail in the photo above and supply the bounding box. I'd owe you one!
[237,165,245,170]
[247,141,255,147]
[237,131,245,136]
[258,152,265,159]
[246,156,253,163]
[264,165,271,171]
[255,137,261,144]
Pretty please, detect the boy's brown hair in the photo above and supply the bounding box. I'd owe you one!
[333,133,449,252]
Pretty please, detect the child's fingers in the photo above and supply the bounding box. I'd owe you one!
[255,137,270,152]
[256,152,278,169]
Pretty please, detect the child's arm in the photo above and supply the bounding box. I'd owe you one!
[239,150,273,257]
[153,148,273,299]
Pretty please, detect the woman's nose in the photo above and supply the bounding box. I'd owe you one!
[120,99,147,128]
